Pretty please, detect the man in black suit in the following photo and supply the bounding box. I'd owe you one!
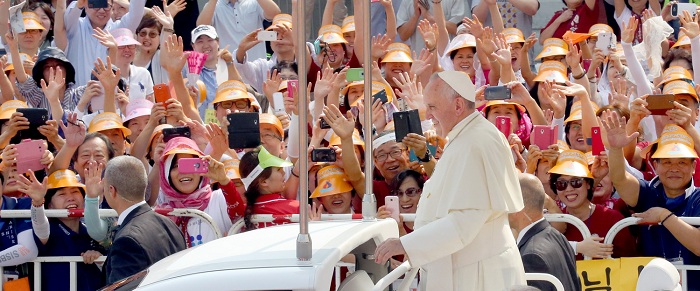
[102,156,187,284]
[510,173,581,291]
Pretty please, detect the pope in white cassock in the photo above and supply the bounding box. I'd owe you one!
[375,71,526,290]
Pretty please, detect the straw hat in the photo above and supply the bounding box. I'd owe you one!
[548,150,593,178]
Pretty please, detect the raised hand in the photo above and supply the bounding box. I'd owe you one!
[262,69,283,101]
[218,45,233,63]
[600,110,639,149]
[608,78,631,109]
[92,57,121,92]
[525,145,543,174]
[239,29,263,53]
[680,10,700,39]
[38,120,61,143]
[371,34,392,60]
[60,112,87,148]
[92,27,118,50]
[462,15,485,38]
[314,65,338,99]
[591,152,609,180]
[565,41,582,69]
[540,81,566,119]
[40,67,65,103]
[668,101,694,129]
[476,27,497,57]
[392,72,425,112]
[409,48,433,77]
[4,32,17,50]
[201,155,230,185]
[324,104,356,140]
[160,35,189,73]
[204,123,229,159]
[621,16,638,44]
[84,161,104,198]
[152,6,174,29]
[163,0,186,18]
[490,34,512,67]
[552,81,587,98]
[371,98,387,133]
[417,19,438,51]
[522,32,538,51]
[16,170,47,205]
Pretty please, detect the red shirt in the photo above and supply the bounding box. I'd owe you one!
[542,3,601,40]
[564,205,637,260]
[351,180,391,214]
[253,193,300,228]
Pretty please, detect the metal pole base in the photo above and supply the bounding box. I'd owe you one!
[296,233,312,261]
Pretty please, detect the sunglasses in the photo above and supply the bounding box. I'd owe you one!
[555,177,585,191]
[390,187,422,198]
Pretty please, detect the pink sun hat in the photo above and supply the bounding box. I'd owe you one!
[111,28,141,47]
[123,99,154,123]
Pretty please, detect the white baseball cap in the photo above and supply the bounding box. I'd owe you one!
[191,25,218,42]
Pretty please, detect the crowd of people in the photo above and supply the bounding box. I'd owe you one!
[0,0,699,289]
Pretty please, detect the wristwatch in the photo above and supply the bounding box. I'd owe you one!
[417,147,432,163]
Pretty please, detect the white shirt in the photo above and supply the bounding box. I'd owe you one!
[212,0,268,62]
[126,65,155,101]
[117,201,148,226]
[63,0,146,87]
[516,217,545,245]
[184,190,233,246]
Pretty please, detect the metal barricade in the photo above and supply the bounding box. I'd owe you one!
[371,261,419,291]
[0,208,220,291]
[524,273,566,291]
[603,216,700,291]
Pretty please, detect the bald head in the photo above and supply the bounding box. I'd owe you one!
[518,173,546,215]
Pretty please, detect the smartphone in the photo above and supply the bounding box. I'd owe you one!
[393,109,423,142]
[496,116,511,136]
[272,92,285,114]
[319,117,331,129]
[484,86,512,100]
[311,148,337,162]
[672,2,697,17]
[591,127,605,155]
[346,68,365,82]
[16,139,46,175]
[153,84,172,104]
[596,32,614,55]
[11,108,48,144]
[531,125,558,150]
[90,94,105,112]
[257,30,278,42]
[384,196,400,223]
[373,89,388,104]
[88,0,109,9]
[178,158,209,174]
[646,94,675,115]
[287,80,299,99]
[16,108,48,127]
[162,126,191,143]
[227,112,261,149]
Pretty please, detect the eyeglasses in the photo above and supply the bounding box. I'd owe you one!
[375,148,406,163]
[218,100,250,110]
[261,133,283,142]
[390,187,422,198]
[138,31,160,39]
[555,177,585,191]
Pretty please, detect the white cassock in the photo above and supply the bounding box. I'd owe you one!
[401,111,526,290]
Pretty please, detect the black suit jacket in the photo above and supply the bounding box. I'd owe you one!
[518,220,581,291]
[104,204,187,285]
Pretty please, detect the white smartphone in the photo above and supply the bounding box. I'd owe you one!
[272,92,285,114]
[672,2,697,17]
[385,196,400,223]
[91,94,105,112]
[257,31,278,42]
[596,32,614,56]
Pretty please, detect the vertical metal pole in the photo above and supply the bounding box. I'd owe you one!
[362,0,374,207]
[296,0,312,262]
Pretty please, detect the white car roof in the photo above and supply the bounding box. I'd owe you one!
[138,219,398,290]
